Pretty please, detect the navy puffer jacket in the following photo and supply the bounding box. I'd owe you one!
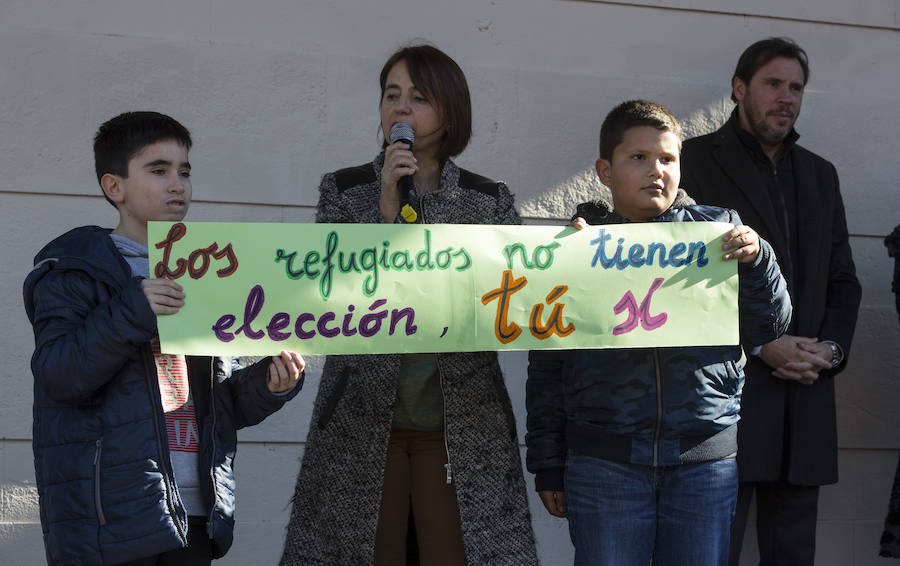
[24,226,301,566]
[525,192,791,491]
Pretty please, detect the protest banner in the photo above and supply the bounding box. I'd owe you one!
[148,221,738,355]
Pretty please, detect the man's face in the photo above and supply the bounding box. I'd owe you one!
[734,56,805,151]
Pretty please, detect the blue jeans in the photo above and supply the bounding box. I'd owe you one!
[565,452,738,566]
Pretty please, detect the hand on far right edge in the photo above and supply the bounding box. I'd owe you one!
[538,490,566,518]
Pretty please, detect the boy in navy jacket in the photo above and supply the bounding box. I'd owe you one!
[525,100,791,565]
[24,111,305,566]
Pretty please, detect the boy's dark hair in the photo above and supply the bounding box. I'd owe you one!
[599,100,682,160]
[731,37,810,102]
[380,43,472,161]
[93,111,192,207]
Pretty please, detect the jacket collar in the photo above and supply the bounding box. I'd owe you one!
[585,188,697,223]
[373,151,459,194]
[709,112,787,247]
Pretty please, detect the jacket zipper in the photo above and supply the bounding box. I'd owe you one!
[436,356,453,484]
[418,193,426,224]
[401,188,449,478]
[146,348,187,544]
[207,358,218,535]
[422,199,450,482]
[93,439,106,525]
[652,349,663,468]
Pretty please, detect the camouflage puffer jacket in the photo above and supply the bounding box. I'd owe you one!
[525,191,792,491]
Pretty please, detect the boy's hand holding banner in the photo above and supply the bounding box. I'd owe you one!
[148,221,738,356]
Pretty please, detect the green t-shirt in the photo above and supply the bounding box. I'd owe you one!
[392,353,444,431]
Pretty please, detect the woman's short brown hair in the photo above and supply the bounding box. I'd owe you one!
[380,43,472,160]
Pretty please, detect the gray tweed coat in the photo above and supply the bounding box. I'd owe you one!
[280,154,538,565]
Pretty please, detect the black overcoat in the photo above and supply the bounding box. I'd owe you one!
[681,117,861,485]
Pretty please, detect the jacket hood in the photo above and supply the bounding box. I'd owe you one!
[23,226,132,323]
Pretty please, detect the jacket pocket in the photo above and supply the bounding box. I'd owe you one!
[317,366,352,430]
[93,438,106,526]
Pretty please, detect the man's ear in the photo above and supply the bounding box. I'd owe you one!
[595,157,612,186]
[100,173,124,204]
[732,76,746,104]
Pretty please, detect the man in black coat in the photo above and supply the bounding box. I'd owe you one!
[681,37,862,566]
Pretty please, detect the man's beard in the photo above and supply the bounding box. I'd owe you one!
[748,105,796,147]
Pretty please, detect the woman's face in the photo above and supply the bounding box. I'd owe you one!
[380,60,445,159]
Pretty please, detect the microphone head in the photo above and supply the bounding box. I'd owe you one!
[389,122,415,146]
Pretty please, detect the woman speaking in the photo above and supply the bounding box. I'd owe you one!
[279,44,538,566]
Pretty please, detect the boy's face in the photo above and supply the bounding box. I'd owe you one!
[595,126,680,222]
[102,139,191,244]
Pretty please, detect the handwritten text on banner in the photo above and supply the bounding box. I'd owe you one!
[148,221,739,356]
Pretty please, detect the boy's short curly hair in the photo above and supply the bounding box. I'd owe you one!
[93,111,192,207]
[599,100,682,161]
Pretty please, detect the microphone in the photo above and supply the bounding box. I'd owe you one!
[389,122,418,223]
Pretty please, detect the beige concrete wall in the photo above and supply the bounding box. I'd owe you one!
[1,1,897,564]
